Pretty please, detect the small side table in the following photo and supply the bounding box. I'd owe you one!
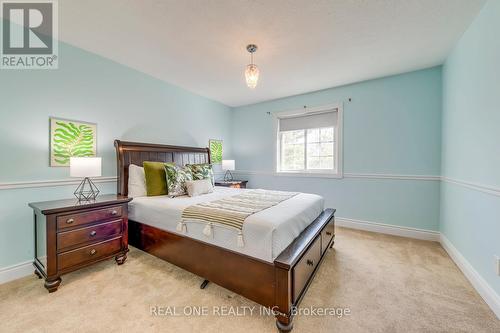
[214,180,248,189]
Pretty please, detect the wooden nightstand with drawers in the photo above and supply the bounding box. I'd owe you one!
[29,195,132,292]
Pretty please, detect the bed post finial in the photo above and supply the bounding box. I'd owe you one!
[114,139,123,196]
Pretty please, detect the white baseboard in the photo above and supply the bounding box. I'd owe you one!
[336,217,440,241]
[440,235,500,319]
[336,217,500,319]
[0,260,33,285]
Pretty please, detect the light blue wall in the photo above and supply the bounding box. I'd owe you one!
[441,0,500,295]
[0,41,232,268]
[231,67,442,231]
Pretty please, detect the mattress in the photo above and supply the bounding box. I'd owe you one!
[128,187,324,263]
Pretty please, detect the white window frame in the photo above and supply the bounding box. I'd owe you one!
[274,103,343,178]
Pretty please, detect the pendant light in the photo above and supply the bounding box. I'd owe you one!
[245,44,259,89]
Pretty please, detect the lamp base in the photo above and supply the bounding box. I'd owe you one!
[74,177,100,202]
[224,170,234,182]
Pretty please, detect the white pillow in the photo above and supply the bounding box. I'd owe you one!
[128,164,147,198]
[185,179,214,197]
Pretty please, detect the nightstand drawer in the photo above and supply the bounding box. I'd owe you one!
[57,219,123,252]
[58,237,122,271]
[57,205,123,230]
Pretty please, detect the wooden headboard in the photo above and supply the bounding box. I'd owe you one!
[114,140,211,196]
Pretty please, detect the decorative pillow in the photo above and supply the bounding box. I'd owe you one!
[143,161,168,196]
[128,164,147,198]
[165,163,193,197]
[186,163,214,185]
[185,179,214,197]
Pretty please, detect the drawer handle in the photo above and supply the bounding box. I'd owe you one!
[90,230,97,237]
[111,210,118,215]
[326,232,332,236]
[89,249,97,256]
[66,218,74,224]
[306,259,314,266]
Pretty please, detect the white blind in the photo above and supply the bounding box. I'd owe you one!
[279,110,337,132]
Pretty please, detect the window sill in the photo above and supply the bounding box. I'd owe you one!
[275,171,343,179]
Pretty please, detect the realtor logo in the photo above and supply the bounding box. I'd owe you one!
[1,0,58,69]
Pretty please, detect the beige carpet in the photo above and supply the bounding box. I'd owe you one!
[0,227,499,333]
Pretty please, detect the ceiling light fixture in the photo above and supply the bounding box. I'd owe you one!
[245,44,259,89]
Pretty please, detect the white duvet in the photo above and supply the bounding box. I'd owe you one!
[128,187,324,263]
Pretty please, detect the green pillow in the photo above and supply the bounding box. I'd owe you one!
[186,163,214,185]
[165,164,193,197]
[143,161,170,196]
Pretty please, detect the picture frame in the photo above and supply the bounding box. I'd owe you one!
[209,139,223,164]
[49,117,97,167]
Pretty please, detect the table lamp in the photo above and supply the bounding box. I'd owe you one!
[70,157,101,201]
[222,159,235,181]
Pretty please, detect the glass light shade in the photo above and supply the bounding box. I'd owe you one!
[222,159,235,171]
[70,157,102,177]
[245,64,259,89]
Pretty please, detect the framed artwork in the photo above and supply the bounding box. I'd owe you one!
[50,117,97,167]
[209,139,223,164]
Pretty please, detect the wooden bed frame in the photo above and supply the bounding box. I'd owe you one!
[114,140,335,332]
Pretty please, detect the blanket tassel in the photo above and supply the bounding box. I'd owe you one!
[203,222,213,238]
[176,221,187,233]
[237,231,245,248]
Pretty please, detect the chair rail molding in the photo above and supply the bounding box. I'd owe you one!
[233,170,500,197]
[1,172,226,191]
[0,176,118,190]
[233,170,441,181]
[442,176,500,197]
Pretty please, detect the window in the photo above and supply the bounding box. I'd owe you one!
[306,127,334,170]
[276,105,342,177]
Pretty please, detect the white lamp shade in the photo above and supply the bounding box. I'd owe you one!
[222,160,235,171]
[70,157,102,177]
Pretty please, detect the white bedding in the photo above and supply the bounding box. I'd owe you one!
[128,187,324,263]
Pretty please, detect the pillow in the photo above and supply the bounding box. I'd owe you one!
[185,179,214,197]
[128,164,147,198]
[186,163,214,185]
[165,164,193,197]
[143,161,168,196]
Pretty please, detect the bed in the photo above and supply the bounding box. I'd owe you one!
[114,140,336,332]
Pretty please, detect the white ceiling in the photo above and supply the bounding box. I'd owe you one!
[58,0,486,107]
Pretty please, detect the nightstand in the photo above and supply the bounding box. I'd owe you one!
[29,194,132,292]
[214,180,248,189]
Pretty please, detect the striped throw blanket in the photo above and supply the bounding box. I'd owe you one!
[179,189,298,247]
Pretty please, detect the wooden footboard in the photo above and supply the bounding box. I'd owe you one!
[273,208,335,332]
[129,220,276,306]
[129,209,335,332]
